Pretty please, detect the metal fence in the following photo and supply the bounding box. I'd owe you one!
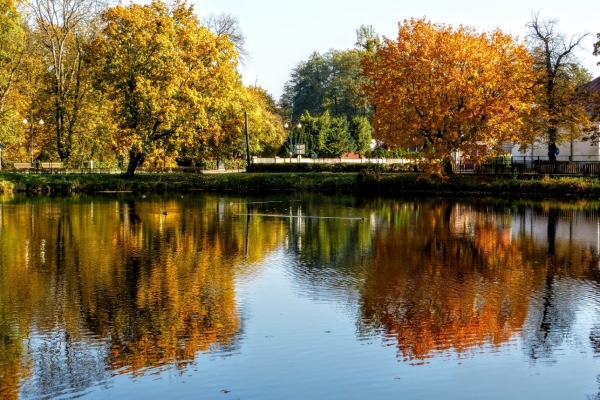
[458,156,600,176]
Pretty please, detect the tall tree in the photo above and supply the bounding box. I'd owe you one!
[526,12,592,162]
[363,18,537,175]
[29,0,104,162]
[93,0,239,176]
[594,33,600,62]
[0,0,24,114]
[281,48,370,121]
[349,115,372,155]
[191,85,286,163]
[0,0,25,159]
[355,25,380,53]
[297,111,355,157]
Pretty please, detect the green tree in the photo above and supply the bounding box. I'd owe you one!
[355,25,380,53]
[93,0,239,176]
[281,48,370,121]
[321,113,354,157]
[349,115,372,155]
[297,111,355,157]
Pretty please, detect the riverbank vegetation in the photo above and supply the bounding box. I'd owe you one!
[3,171,600,198]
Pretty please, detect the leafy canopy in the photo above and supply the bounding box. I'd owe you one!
[363,18,537,173]
[281,49,370,122]
[93,0,239,175]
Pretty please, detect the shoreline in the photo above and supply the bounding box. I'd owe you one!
[1,171,600,199]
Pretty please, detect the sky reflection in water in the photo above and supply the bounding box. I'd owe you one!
[1,194,600,399]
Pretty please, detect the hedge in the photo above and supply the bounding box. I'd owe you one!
[246,162,418,173]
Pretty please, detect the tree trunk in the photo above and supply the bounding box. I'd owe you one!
[444,159,454,175]
[547,140,558,164]
[125,150,143,177]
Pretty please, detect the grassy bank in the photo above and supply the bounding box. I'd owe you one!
[1,171,600,198]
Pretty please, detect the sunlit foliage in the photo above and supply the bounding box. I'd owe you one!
[92,0,240,176]
[363,18,538,174]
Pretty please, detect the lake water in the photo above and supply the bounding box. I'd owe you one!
[1,193,600,399]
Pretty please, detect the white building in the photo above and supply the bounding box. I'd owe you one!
[510,76,600,164]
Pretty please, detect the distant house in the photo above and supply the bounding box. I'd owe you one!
[509,76,600,163]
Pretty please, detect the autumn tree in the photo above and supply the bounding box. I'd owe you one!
[526,12,593,162]
[363,18,537,174]
[241,86,286,157]
[0,0,25,157]
[93,0,239,176]
[0,0,24,113]
[202,12,248,65]
[189,84,286,164]
[29,0,104,163]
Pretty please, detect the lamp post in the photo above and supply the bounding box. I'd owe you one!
[284,121,302,161]
[23,116,44,165]
[0,142,5,170]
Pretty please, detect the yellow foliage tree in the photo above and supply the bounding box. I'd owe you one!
[93,0,239,176]
[526,13,594,161]
[0,0,25,160]
[363,18,537,174]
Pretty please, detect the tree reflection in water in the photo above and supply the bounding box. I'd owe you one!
[358,199,600,362]
[0,195,292,398]
[1,195,600,398]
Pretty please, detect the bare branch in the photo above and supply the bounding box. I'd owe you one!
[202,12,248,65]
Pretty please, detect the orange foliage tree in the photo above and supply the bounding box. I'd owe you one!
[363,18,537,174]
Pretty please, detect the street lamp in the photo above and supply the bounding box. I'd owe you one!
[23,117,44,165]
[284,121,302,157]
[0,141,5,170]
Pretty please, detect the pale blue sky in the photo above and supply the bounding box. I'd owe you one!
[192,0,600,99]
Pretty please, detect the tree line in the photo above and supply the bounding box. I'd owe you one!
[1,1,599,175]
[283,15,600,175]
[0,0,288,175]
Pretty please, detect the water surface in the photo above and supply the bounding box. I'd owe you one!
[1,194,600,399]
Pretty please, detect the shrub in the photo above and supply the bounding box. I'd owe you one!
[246,162,417,173]
[0,179,14,193]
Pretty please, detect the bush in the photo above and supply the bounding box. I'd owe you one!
[224,158,247,171]
[0,179,14,193]
[246,162,417,173]
[201,159,217,170]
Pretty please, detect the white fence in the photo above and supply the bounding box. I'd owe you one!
[252,156,409,164]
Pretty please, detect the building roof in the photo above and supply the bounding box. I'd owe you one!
[582,76,600,92]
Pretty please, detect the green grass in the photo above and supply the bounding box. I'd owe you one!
[2,171,600,198]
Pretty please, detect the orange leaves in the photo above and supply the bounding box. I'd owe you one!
[363,18,537,171]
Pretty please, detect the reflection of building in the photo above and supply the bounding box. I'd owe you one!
[510,208,600,251]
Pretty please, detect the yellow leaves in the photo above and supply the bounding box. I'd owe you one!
[93,0,240,173]
[364,18,537,171]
